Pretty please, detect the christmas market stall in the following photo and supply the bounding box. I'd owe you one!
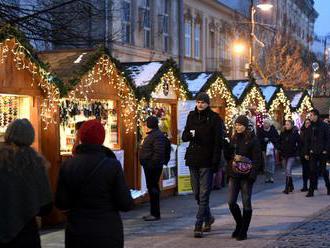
[123,59,190,197]
[228,80,266,131]
[259,84,291,130]
[0,26,60,153]
[285,90,313,128]
[39,48,137,196]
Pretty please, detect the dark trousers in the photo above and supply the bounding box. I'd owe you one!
[309,154,330,191]
[228,177,253,210]
[189,167,213,225]
[301,157,310,188]
[143,164,163,218]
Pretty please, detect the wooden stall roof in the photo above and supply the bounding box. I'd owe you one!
[259,84,283,108]
[285,90,311,111]
[226,79,255,103]
[182,71,231,98]
[38,47,135,94]
[122,59,190,99]
[312,97,330,116]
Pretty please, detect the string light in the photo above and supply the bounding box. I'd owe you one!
[0,38,60,129]
[67,55,137,134]
[239,86,266,114]
[268,88,292,120]
[206,78,237,129]
[297,94,313,115]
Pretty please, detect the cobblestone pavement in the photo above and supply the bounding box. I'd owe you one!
[268,207,330,248]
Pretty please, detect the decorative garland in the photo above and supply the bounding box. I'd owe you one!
[268,88,292,120]
[239,86,266,114]
[297,95,313,115]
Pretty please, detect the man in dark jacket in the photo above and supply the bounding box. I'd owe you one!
[304,109,330,197]
[257,119,280,183]
[182,92,224,238]
[139,116,170,221]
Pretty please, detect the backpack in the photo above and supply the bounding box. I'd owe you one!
[164,136,172,165]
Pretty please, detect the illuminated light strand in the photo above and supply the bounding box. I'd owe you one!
[268,88,292,120]
[0,38,60,129]
[297,95,313,115]
[206,78,237,130]
[67,55,137,134]
[239,86,266,114]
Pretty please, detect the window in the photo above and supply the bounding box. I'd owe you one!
[210,30,215,49]
[194,23,201,59]
[122,0,131,43]
[184,19,192,57]
[143,0,151,48]
[162,0,170,52]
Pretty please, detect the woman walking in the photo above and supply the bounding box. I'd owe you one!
[300,119,311,192]
[56,119,134,248]
[225,115,261,241]
[279,120,301,194]
[0,119,53,248]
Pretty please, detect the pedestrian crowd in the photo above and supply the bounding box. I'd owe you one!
[1,92,329,248]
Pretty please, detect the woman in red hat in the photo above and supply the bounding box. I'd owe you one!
[56,119,134,248]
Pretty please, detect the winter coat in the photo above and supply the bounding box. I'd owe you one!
[182,107,224,169]
[224,132,261,182]
[55,144,134,248]
[0,143,52,246]
[257,125,280,152]
[139,128,168,166]
[304,120,330,156]
[279,129,301,158]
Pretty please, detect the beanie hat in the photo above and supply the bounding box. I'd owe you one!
[4,118,35,146]
[79,119,105,145]
[196,92,210,104]
[146,116,159,129]
[235,115,249,128]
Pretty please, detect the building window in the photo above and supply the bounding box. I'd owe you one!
[143,0,151,48]
[184,19,192,57]
[194,22,201,59]
[122,0,131,43]
[210,30,215,50]
[161,0,170,52]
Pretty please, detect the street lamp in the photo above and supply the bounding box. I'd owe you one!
[248,0,273,81]
[311,62,319,99]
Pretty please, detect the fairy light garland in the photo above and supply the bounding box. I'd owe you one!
[67,55,137,133]
[137,69,189,126]
[0,38,60,128]
[268,88,292,120]
[206,78,237,129]
[297,95,313,115]
[239,86,266,114]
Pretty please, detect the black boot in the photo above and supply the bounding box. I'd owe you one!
[306,188,314,197]
[288,177,294,192]
[229,203,242,238]
[282,177,289,194]
[300,180,308,192]
[236,209,252,241]
[194,223,203,238]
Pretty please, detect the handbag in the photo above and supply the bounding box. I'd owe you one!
[232,144,253,175]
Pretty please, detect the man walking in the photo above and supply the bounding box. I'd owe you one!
[139,116,171,221]
[304,109,330,197]
[182,92,224,238]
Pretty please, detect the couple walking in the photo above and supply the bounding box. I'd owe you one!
[182,92,261,240]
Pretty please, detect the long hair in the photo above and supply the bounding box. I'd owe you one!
[232,128,255,144]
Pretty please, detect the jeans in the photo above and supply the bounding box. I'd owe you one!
[228,177,253,210]
[309,154,330,191]
[283,157,295,177]
[189,167,213,225]
[264,152,275,180]
[143,164,163,218]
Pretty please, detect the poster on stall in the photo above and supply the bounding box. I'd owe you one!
[177,100,196,195]
[162,144,177,188]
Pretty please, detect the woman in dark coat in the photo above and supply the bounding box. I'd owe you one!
[225,115,261,241]
[300,119,311,191]
[55,120,134,248]
[0,119,53,248]
[279,120,301,194]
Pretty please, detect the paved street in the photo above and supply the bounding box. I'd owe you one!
[41,167,330,248]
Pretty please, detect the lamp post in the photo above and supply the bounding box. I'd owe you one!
[248,0,273,81]
[311,62,319,99]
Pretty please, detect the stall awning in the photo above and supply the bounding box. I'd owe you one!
[182,72,214,97]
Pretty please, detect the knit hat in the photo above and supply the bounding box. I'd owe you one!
[146,116,159,129]
[196,92,210,104]
[235,115,249,128]
[79,119,105,145]
[4,118,35,146]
